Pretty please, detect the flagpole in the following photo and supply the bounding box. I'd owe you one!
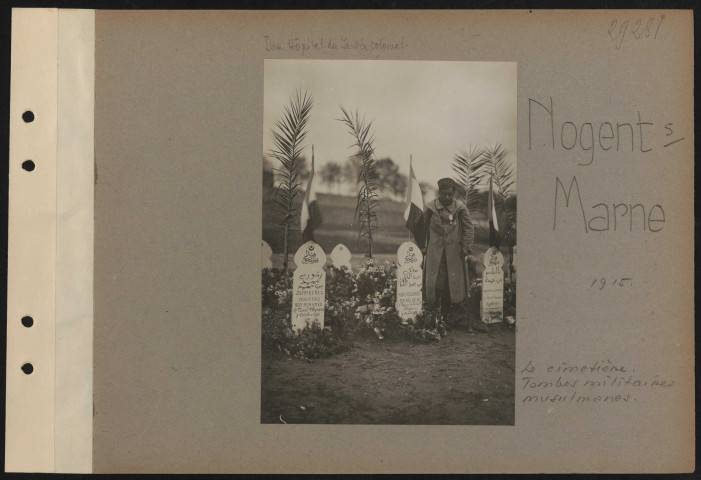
[465,157,469,206]
[489,169,493,248]
[301,145,316,243]
[489,165,500,251]
[408,154,413,242]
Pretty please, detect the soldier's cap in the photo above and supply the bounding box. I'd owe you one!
[437,177,457,190]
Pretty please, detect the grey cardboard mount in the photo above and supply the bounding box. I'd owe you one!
[87,10,693,473]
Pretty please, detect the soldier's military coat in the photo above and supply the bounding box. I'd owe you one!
[424,198,474,304]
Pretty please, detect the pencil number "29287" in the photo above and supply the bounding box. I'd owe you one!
[609,15,664,50]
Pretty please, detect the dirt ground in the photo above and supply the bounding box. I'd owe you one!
[261,323,515,425]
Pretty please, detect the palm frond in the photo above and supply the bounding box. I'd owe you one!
[265,89,314,279]
[483,143,515,199]
[450,143,517,245]
[451,146,488,214]
[338,106,382,257]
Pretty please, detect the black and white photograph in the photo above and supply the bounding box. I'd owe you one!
[261,60,517,424]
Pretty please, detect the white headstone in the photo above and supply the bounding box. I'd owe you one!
[330,243,352,271]
[261,240,273,269]
[291,241,326,331]
[481,246,504,324]
[395,242,423,322]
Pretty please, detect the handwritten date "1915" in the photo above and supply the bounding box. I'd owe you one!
[609,15,664,50]
[591,277,633,290]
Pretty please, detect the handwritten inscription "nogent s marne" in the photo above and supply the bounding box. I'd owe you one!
[528,97,684,167]
[526,97,683,234]
[553,176,665,233]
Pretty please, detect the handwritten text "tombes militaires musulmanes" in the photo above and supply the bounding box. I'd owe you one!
[519,359,675,405]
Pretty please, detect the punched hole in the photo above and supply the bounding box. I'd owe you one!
[21,160,35,172]
[21,316,34,328]
[21,363,33,375]
[22,111,34,123]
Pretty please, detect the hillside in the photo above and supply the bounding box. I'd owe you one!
[262,187,490,255]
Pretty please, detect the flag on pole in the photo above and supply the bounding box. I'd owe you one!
[301,146,322,242]
[488,172,500,248]
[403,157,426,248]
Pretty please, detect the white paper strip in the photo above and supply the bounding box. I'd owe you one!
[55,9,94,473]
[6,8,59,472]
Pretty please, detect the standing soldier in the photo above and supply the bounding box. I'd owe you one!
[422,177,475,325]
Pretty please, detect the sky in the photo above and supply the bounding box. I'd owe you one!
[263,60,517,190]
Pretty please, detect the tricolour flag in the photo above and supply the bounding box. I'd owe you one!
[403,157,426,248]
[301,146,322,242]
[488,172,500,248]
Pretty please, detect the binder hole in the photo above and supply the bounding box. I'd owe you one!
[21,363,33,375]
[22,111,34,123]
[21,316,34,328]
[21,160,35,172]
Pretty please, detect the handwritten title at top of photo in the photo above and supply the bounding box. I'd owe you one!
[264,35,409,55]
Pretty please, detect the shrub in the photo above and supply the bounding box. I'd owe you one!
[261,309,296,354]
